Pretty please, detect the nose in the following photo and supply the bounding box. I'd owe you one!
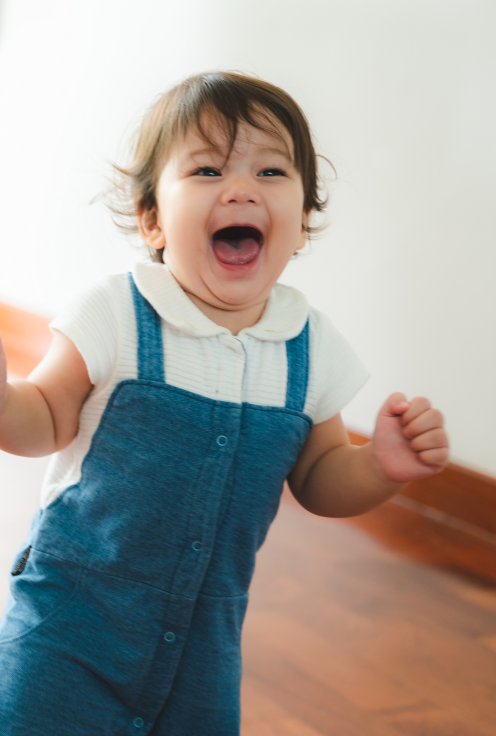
[219,175,260,206]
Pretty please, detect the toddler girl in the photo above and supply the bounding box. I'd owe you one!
[0,71,448,735]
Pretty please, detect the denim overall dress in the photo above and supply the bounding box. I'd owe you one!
[0,275,313,736]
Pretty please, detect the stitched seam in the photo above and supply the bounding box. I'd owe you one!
[0,563,86,645]
[31,549,251,601]
[107,380,313,419]
[31,548,198,599]
[198,591,249,600]
[242,401,313,425]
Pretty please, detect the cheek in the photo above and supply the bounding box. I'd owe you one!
[272,186,305,224]
[166,188,207,242]
[271,203,305,249]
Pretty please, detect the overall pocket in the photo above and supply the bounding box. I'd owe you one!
[10,545,31,576]
[0,547,84,644]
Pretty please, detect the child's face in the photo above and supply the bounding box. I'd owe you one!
[141,116,308,314]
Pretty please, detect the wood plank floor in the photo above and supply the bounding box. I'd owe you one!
[1,454,496,734]
[242,489,496,735]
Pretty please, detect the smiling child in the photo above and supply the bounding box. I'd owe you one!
[0,72,448,735]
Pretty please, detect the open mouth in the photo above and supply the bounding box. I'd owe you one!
[211,226,263,267]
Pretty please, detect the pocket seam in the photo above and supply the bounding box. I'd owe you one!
[0,561,87,645]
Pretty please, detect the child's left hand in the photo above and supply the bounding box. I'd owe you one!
[372,392,449,484]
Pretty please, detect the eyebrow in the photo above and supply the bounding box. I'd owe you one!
[257,145,294,164]
[184,145,294,164]
[187,146,221,158]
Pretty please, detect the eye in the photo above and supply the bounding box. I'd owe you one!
[192,166,221,177]
[258,168,287,177]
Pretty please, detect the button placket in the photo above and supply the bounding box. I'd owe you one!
[217,333,246,403]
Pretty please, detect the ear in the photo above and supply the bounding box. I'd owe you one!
[138,206,166,251]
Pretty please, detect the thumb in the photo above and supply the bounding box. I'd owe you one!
[378,392,410,419]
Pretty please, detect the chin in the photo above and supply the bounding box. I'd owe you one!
[214,283,267,307]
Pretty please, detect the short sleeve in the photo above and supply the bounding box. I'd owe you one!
[49,277,120,388]
[305,308,370,424]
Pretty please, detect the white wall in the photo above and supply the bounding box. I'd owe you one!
[0,0,494,475]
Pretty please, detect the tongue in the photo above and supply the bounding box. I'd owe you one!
[213,237,260,265]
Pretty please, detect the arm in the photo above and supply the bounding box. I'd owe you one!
[0,330,92,457]
[287,392,449,517]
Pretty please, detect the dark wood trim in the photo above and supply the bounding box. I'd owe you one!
[2,300,495,538]
[348,430,496,537]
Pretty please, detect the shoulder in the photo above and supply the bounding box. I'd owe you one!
[53,273,131,320]
[304,306,370,423]
[307,304,367,373]
[307,306,351,349]
[49,272,133,387]
[78,272,132,311]
[308,305,337,338]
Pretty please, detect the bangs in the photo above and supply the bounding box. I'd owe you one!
[169,73,301,168]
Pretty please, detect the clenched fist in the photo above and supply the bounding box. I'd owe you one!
[372,392,449,484]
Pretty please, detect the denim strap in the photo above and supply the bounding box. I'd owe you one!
[128,272,165,383]
[285,319,309,412]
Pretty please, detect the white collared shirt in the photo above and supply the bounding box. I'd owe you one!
[40,261,369,509]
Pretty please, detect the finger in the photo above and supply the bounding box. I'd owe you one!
[417,447,450,467]
[409,428,448,452]
[379,392,410,418]
[399,396,431,426]
[402,408,445,439]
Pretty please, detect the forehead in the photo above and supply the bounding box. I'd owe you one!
[173,115,295,163]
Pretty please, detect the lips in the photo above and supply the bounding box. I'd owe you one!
[211,226,263,266]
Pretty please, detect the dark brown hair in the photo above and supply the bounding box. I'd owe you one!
[108,71,333,263]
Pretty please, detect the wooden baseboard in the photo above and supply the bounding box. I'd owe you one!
[1,300,495,538]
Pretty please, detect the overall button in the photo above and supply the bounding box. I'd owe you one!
[192,541,202,552]
[133,717,144,729]
[216,435,228,447]
[164,631,176,643]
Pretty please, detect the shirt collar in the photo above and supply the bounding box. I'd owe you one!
[132,260,309,342]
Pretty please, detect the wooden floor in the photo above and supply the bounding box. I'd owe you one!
[1,455,496,735]
[241,490,496,735]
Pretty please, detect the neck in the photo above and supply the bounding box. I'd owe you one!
[184,291,266,335]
